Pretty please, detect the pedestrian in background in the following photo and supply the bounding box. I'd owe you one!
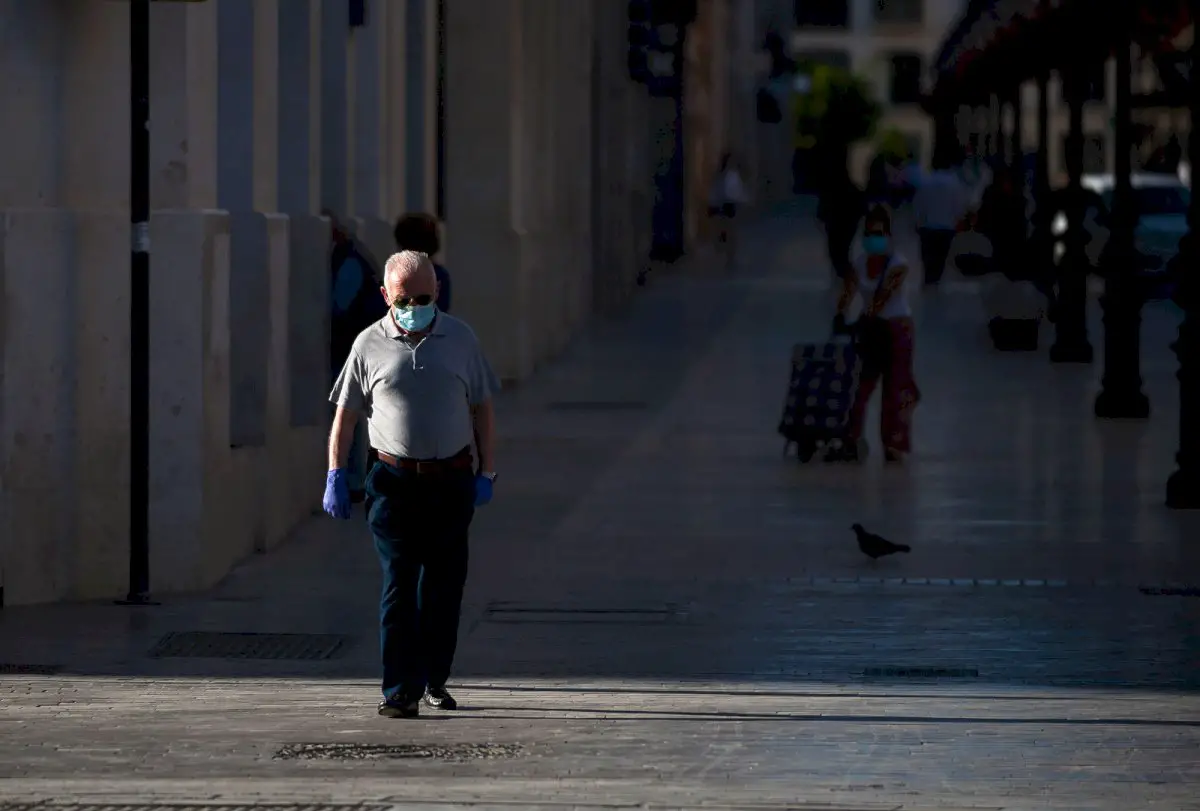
[324,250,500,719]
[708,151,749,265]
[817,166,867,283]
[912,155,969,287]
[325,209,388,501]
[393,212,453,313]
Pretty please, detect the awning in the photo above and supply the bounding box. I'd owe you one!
[929,0,1192,106]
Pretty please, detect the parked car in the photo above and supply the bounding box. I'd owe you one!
[1051,173,1189,275]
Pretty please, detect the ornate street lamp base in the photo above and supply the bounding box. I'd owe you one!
[1049,341,1094,364]
[1166,466,1200,509]
[1094,388,1150,420]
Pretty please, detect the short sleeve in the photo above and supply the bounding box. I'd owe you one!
[329,347,368,411]
[465,340,501,406]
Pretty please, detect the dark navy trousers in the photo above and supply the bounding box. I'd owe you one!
[364,460,474,701]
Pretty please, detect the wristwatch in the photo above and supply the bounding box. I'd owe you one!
[481,471,498,482]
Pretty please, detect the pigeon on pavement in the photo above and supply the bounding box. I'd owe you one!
[852,523,911,560]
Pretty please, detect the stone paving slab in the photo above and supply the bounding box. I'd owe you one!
[1,672,1198,809]
[2,206,1199,810]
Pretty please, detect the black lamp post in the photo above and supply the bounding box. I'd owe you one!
[117,0,156,606]
[1094,28,1150,419]
[1049,65,1095,364]
[1165,0,1200,508]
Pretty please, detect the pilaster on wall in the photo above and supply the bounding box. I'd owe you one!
[445,0,531,382]
[0,1,134,605]
[150,0,218,210]
[350,0,386,223]
[319,0,349,215]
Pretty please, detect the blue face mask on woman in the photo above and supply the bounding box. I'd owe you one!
[863,235,890,256]
[394,301,436,332]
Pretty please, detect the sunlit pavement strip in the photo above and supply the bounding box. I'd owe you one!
[2,675,1199,809]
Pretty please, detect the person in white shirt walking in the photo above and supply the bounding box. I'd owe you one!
[708,152,748,267]
[912,156,970,286]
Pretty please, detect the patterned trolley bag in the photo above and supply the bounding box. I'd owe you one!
[777,339,863,462]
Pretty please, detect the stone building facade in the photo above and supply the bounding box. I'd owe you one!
[0,0,657,605]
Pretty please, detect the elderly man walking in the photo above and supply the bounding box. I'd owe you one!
[324,250,500,718]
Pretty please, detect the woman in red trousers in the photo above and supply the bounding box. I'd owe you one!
[830,204,920,463]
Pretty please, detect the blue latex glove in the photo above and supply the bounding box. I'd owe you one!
[323,469,352,519]
[474,474,494,507]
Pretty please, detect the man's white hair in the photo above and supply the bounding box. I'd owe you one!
[383,250,436,287]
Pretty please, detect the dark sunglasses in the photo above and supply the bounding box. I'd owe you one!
[392,294,434,309]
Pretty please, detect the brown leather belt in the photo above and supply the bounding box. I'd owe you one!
[375,447,472,474]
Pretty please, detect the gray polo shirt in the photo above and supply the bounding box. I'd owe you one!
[330,312,501,460]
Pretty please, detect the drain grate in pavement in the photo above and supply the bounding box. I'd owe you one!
[484,603,683,625]
[544,400,648,412]
[148,631,349,660]
[0,805,385,811]
[1140,586,1200,596]
[0,663,62,675]
[275,742,523,761]
[863,666,980,679]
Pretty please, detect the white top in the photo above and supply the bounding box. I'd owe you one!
[852,252,911,319]
[913,169,970,230]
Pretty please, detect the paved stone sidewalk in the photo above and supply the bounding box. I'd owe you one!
[1,205,1198,810]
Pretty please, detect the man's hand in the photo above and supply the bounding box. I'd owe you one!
[474,474,494,507]
[323,469,352,519]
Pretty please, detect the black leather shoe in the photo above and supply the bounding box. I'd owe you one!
[423,686,457,710]
[378,696,420,718]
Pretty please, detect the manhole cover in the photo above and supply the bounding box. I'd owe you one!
[274,742,523,761]
[148,632,349,660]
[484,603,682,625]
[1140,586,1200,596]
[544,400,648,412]
[863,666,979,679]
[0,664,61,675]
[0,806,384,811]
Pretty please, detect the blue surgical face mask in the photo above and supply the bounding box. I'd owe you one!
[394,302,436,332]
[863,235,890,256]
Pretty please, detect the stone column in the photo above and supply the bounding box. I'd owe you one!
[1165,0,1200,508]
[569,5,595,328]
[0,2,72,605]
[150,2,218,210]
[527,1,552,362]
[0,1,141,605]
[384,0,408,222]
[402,0,429,212]
[320,0,349,215]
[218,0,270,460]
[145,0,242,593]
[445,0,531,381]
[277,0,331,524]
[350,0,395,262]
